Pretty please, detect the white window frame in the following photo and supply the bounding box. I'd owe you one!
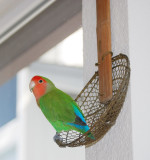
[0,1,82,160]
[0,119,18,159]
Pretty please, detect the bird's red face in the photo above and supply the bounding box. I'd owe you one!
[29,76,47,100]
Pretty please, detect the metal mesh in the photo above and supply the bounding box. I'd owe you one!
[55,54,130,147]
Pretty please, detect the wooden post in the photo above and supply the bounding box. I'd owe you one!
[96,0,112,103]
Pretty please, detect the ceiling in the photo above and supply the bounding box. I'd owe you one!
[0,0,82,85]
[0,0,55,43]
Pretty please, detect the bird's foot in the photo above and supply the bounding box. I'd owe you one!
[53,132,65,148]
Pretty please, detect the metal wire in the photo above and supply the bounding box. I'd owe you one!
[55,53,130,147]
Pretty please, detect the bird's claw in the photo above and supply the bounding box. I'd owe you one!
[53,133,66,148]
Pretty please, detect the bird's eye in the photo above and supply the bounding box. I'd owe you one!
[38,79,43,83]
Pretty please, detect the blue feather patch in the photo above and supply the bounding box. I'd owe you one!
[73,105,86,123]
[67,105,89,132]
[67,123,89,132]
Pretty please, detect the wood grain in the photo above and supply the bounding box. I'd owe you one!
[96,0,112,103]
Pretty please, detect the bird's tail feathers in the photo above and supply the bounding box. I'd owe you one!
[87,132,95,140]
[67,123,95,140]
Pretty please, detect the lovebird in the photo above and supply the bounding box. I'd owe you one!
[29,75,94,142]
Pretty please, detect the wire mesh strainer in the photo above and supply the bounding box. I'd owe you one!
[55,53,130,147]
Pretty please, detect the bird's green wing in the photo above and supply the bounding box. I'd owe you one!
[39,88,79,123]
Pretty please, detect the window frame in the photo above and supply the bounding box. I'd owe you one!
[0,1,82,159]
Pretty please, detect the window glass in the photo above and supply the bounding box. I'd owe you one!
[0,76,16,127]
[0,147,16,160]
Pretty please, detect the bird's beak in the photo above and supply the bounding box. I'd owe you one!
[29,81,35,92]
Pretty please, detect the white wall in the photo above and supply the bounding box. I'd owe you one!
[128,0,150,159]
[83,0,133,159]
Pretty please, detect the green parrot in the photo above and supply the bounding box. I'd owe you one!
[29,75,94,143]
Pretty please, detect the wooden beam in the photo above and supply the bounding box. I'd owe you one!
[96,0,112,103]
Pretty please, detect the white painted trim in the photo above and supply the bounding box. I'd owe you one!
[0,119,18,154]
[0,0,56,44]
[0,12,82,85]
[0,0,82,85]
